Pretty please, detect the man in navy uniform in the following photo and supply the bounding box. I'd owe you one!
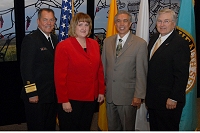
[20,8,58,130]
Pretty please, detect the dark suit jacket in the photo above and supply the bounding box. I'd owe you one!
[102,33,148,105]
[145,30,191,110]
[20,29,58,103]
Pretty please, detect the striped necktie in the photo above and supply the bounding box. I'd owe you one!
[150,37,161,58]
[48,37,54,49]
[116,39,123,56]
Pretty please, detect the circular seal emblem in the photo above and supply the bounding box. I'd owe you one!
[176,27,197,93]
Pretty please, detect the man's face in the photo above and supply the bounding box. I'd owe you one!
[115,14,132,38]
[37,11,55,36]
[156,12,176,36]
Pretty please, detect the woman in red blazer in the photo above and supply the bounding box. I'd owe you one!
[54,12,105,131]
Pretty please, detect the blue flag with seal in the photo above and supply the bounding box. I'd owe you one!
[58,0,73,42]
[176,0,197,131]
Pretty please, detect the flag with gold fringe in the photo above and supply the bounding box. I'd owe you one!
[58,0,74,42]
[98,0,118,131]
[176,0,197,131]
[57,0,74,125]
[105,0,118,38]
[135,0,150,130]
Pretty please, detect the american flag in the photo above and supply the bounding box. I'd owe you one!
[0,15,4,28]
[58,0,73,41]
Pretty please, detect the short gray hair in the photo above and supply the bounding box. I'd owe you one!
[156,8,177,24]
[114,10,132,22]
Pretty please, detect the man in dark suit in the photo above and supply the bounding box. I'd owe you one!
[20,8,58,130]
[101,10,148,131]
[145,8,191,131]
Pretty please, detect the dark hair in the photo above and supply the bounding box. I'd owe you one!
[38,8,55,19]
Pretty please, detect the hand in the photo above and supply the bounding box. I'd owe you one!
[29,96,39,103]
[131,97,142,108]
[166,98,177,109]
[97,94,104,103]
[62,102,72,113]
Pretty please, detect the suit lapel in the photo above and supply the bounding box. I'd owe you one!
[150,30,176,60]
[85,38,91,58]
[71,37,90,58]
[45,37,54,54]
[111,35,118,57]
[117,34,133,57]
[148,34,159,53]
[148,33,159,59]
[50,34,58,49]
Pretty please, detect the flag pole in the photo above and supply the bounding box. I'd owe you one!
[72,0,74,17]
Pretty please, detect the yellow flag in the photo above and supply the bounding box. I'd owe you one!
[98,0,117,131]
[97,99,108,131]
[106,0,118,37]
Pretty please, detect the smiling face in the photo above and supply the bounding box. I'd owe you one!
[37,10,55,36]
[156,12,176,36]
[75,21,89,39]
[115,13,132,38]
[68,12,92,37]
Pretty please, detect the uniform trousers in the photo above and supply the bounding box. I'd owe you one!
[58,99,97,131]
[23,100,57,131]
[148,107,183,131]
[106,101,137,131]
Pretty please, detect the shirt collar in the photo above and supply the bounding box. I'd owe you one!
[38,27,51,39]
[159,29,174,43]
[117,31,130,43]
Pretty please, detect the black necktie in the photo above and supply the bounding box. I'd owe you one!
[48,37,54,49]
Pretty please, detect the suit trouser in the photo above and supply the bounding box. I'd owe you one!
[106,102,137,131]
[58,100,97,131]
[148,107,183,131]
[24,100,57,131]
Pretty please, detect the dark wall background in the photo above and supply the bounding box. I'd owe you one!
[0,0,25,126]
[195,0,200,98]
[0,0,199,126]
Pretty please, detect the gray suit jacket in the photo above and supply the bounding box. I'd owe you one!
[101,33,148,105]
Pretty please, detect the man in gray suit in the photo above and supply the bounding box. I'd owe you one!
[101,10,148,131]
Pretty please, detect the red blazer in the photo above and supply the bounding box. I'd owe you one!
[54,37,105,103]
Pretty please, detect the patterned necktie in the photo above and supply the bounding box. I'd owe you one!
[150,37,161,58]
[48,37,54,49]
[116,39,123,56]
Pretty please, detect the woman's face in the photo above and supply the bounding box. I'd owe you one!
[75,21,89,38]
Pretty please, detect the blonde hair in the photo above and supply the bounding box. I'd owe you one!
[68,12,92,37]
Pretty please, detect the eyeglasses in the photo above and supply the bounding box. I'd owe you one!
[157,20,173,25]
